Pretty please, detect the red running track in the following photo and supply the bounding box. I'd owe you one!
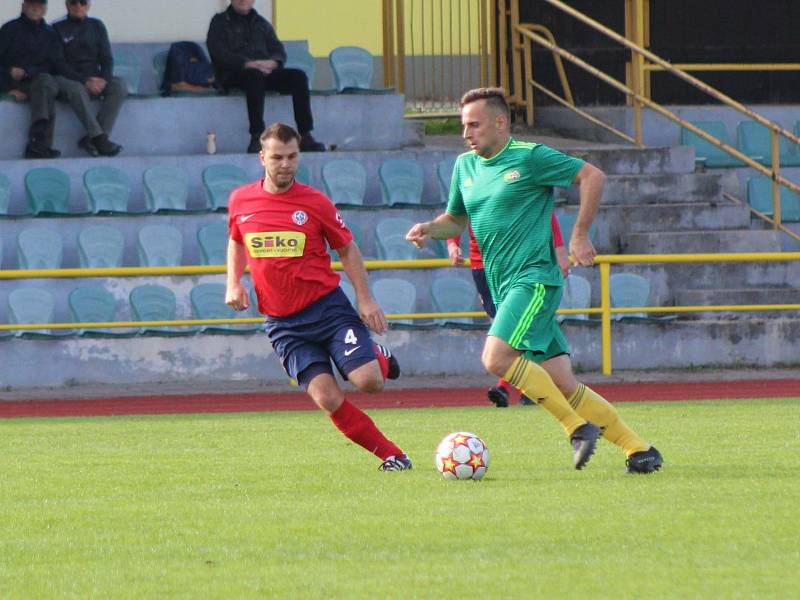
[0,379,798,419]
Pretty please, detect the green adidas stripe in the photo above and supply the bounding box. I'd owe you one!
[509,284,545,347]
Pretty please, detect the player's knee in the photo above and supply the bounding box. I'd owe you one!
[312,390,344,413]
[353,373,384,394]
[481,351,508,379]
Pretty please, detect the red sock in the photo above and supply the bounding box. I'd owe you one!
[330,398,403,460]
[373,343,389,380]
[497,379,512,393]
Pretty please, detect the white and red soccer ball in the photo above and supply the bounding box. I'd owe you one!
[435,432,490,480]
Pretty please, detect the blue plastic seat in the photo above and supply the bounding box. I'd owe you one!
[558,274,592,323]
[202,164,248,211]
[431,276,477,325]
[296,164,312,186]
[680,121,744,168]
[284,42,315,89]
[138,224,182,266]
[375,217,415,259]
[25,167,83,215]
[7,287,72,337]
[609,273,650,321]
[372,278,417,326]
[379,159,424,206]
[113,48,141,95]
[329,45,373,91]
[197,221,229,265]
[556,211,597,248]
[152,50,168,91]
[737,121,800,167]
[0,172,10,215]
[143,165,189,212]
[69,285,135,337]
[84,166,132,213]
[78,225,125,268]
[18,227,62,269]
[129,284,195,336]
[190,282,261,334]
[437,157,456,204]
[321,159,367,206]
[746,176,800,222]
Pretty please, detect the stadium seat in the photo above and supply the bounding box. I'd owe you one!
[7,287,72,337]
[68,285,135,337]
[0,172,10,215]
[284,42,315,89]
[379,159,424,206]
[372,278,416,326]
[202,164,248,211]
[556,211,597,247]
[190,282,261,334]
[197,221,228,265]
[78,225,125,268]
[430,276,477,325]
[152,50,167,91]
[17,227,63,269]
[25,167,84,216]
[746,176,800,222]
[558,274,592,323]
[112,48,142,95]
[680,121,744,168]
[609,273,650,320]
[137,224,182,266]
[329,46,393,93]
[375,217,415,259]
[129,284,194,336]
[436,157,456,204]
[296,164,312,186]
[143,165,189,212]
[737,120,800,167]
[84,166,132,214]
[321,159,367,206]
[339,278,357,307]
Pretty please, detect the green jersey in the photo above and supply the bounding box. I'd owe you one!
[446,138,584,303]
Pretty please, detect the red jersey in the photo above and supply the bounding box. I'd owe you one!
[228,180,352,317]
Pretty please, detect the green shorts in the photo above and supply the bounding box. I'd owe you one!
[489,282,569,364]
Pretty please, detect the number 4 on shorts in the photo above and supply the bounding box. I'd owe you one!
[344,328,358,345]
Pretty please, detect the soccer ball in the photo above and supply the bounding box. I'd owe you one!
[435,432,490,480]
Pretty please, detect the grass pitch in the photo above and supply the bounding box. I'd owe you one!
[1,398,798,599]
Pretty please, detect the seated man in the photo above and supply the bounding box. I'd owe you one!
[207,0,326,154]
[0,0,74,159]
[53,0,125,156]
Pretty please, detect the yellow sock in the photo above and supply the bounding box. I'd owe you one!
[568,383,649,456]
[504,357,585,435]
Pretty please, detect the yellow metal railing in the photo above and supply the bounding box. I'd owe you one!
[3,254,800,375]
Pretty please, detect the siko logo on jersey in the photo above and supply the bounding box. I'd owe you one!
[245,231,306,257]
[504,170,521,182]
[292,210,308,225]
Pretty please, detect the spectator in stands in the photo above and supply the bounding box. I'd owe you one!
[207,0,326,154]
[53,0,125,157]
[0,0,73,159]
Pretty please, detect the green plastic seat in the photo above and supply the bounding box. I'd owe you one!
[143,165,189,212]
[558,274,592,323]
[113,48,141,95]
[69,285,135,337]
[190,282,261,334]
[197,221,228,265]
[8,287,72,337]
[737,121,800,167]
[375,217,415,259]
[129,284,195,336]
[84,166,132,213]
[25,167,81,215]
[680,121,744,168]
[137,224,182,266]
[379,158,424,206]
[609,273,650,321]
[436,157,456,204]
[321,159,367,206]
[152,50,168,91]
[556,211,597,248]
[329,46,393,94]
[78,225,125,268]
[296,164,312,186]
[284,42,315,89]
[0,172,11,215]
[746,176,800,222]
[202,164,248,211]
[372,278,416,326]
[431,276,477,325]
[17,227,63,269]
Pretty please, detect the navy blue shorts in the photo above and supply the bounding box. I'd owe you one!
[264,287,377,387]
[471,268,497,318]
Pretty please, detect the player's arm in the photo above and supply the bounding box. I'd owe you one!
[551,213,570,276]
[337,241,388,335]
[570,162,606,267]
[225,238,250,311]
[406,213,468,248]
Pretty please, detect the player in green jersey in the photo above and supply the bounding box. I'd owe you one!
[406,87,662,473]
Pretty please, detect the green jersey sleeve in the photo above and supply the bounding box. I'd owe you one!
[528,144,585,188]
[445,156,467,216]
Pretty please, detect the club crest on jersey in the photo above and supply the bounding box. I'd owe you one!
[504,170,521,182]
[292,210,308,225]
[463,177,473,188]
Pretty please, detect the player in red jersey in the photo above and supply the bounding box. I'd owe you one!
[225,122,411,471]
[447,215,569,407]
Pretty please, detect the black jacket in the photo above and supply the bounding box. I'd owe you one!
[0,14,78,92]
[53,15,114,83]
[206,6,286,87]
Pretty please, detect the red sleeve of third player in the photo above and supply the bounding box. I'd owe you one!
[315,193,353,250]
[227,189,243,242]
[551,212,564,248]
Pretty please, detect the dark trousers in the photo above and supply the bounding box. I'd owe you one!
[224,67,313,136]
[55,75,128,138]
[17,73,59,146]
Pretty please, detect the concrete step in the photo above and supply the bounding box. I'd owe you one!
[621,230,783,253]
[675,287,800,319]
[567,145,695,175]
[560,173,724,205]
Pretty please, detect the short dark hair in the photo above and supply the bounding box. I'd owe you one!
[460,87,510,117]
[260,123,301,146]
